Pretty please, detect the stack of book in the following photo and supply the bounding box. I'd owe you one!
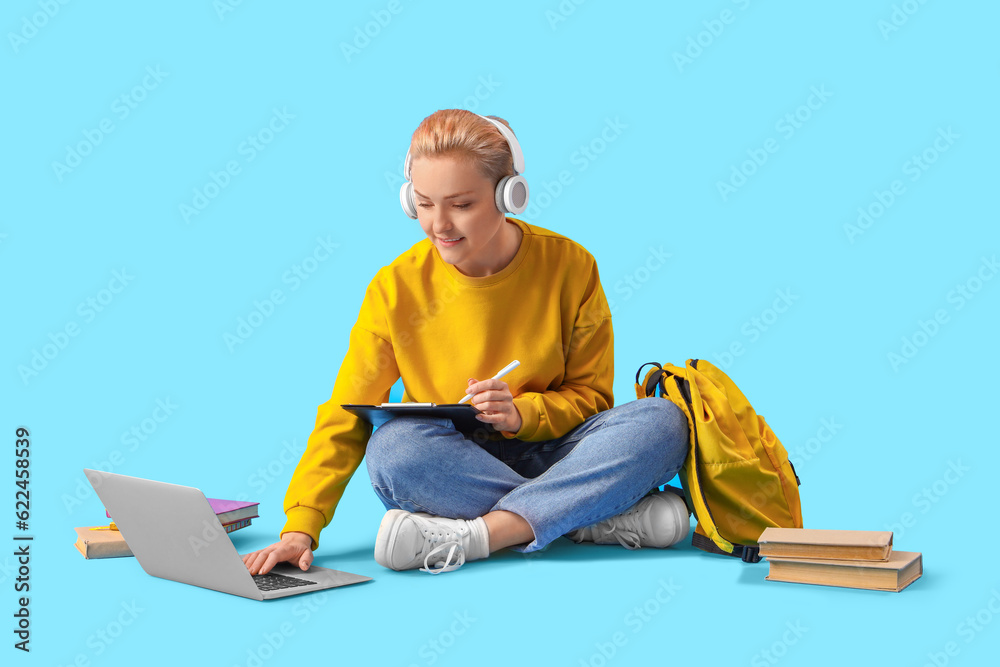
[73,497,259,559]
[758,528,922,592]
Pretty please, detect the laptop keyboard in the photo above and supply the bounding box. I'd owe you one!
[252,573,317,591]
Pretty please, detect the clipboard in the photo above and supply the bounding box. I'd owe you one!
[341,403,497,434]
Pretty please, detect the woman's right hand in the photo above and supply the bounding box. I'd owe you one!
[241,531,314,575]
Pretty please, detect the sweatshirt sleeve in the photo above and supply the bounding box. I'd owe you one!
[506,258,614,441]
[281,275,399,550]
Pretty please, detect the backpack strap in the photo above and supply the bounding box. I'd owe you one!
[691,532,762,564]
[635,361,663,386]
[637,361,742,557]
[660,485,690,513]
[635,361,666,399]
[668,370,736,556]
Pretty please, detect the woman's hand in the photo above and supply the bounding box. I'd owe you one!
[466,377,522,434]
[241,531,313,575]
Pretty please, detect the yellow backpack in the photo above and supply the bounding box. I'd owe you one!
[635,359,803,562]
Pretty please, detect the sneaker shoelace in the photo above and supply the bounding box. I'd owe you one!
[420,541,465,574]
[415,520,471,574]
[596,505,647,550]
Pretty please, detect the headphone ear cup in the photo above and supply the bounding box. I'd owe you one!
[494,176,509,214]
[400,181,418,219]
[496,175,529,215]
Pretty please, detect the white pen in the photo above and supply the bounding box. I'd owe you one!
[458,360,520,404]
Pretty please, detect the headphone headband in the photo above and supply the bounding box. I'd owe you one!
[402,113,525,180]
[478,115,525,175]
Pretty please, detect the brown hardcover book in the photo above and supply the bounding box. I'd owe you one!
[73,526,133,559]
[757,528,893,561]
[765,550,922,592]
[74,518,252,559]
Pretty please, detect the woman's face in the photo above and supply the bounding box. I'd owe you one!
[409,154,511,277]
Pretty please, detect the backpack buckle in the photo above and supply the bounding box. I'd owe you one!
[740,545,762,563]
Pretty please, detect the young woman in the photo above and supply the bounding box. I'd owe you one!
[242,109,690,575]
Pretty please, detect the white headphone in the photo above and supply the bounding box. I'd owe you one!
[399,113,529,219]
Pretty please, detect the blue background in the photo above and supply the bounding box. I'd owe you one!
[4,1,999,665]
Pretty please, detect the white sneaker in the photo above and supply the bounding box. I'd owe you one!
[374,510,490,574]
[567,491,690,549]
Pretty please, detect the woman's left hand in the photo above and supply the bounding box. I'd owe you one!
[466,377,522,434]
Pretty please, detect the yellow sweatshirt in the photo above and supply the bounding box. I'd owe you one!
[281,217,614,548]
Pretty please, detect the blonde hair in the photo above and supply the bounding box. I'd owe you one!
[408,109,515,185]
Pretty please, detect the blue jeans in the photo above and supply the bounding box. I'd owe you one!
[365,398,689,552]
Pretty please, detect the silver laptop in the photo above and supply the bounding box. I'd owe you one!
[84,469,372,600]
